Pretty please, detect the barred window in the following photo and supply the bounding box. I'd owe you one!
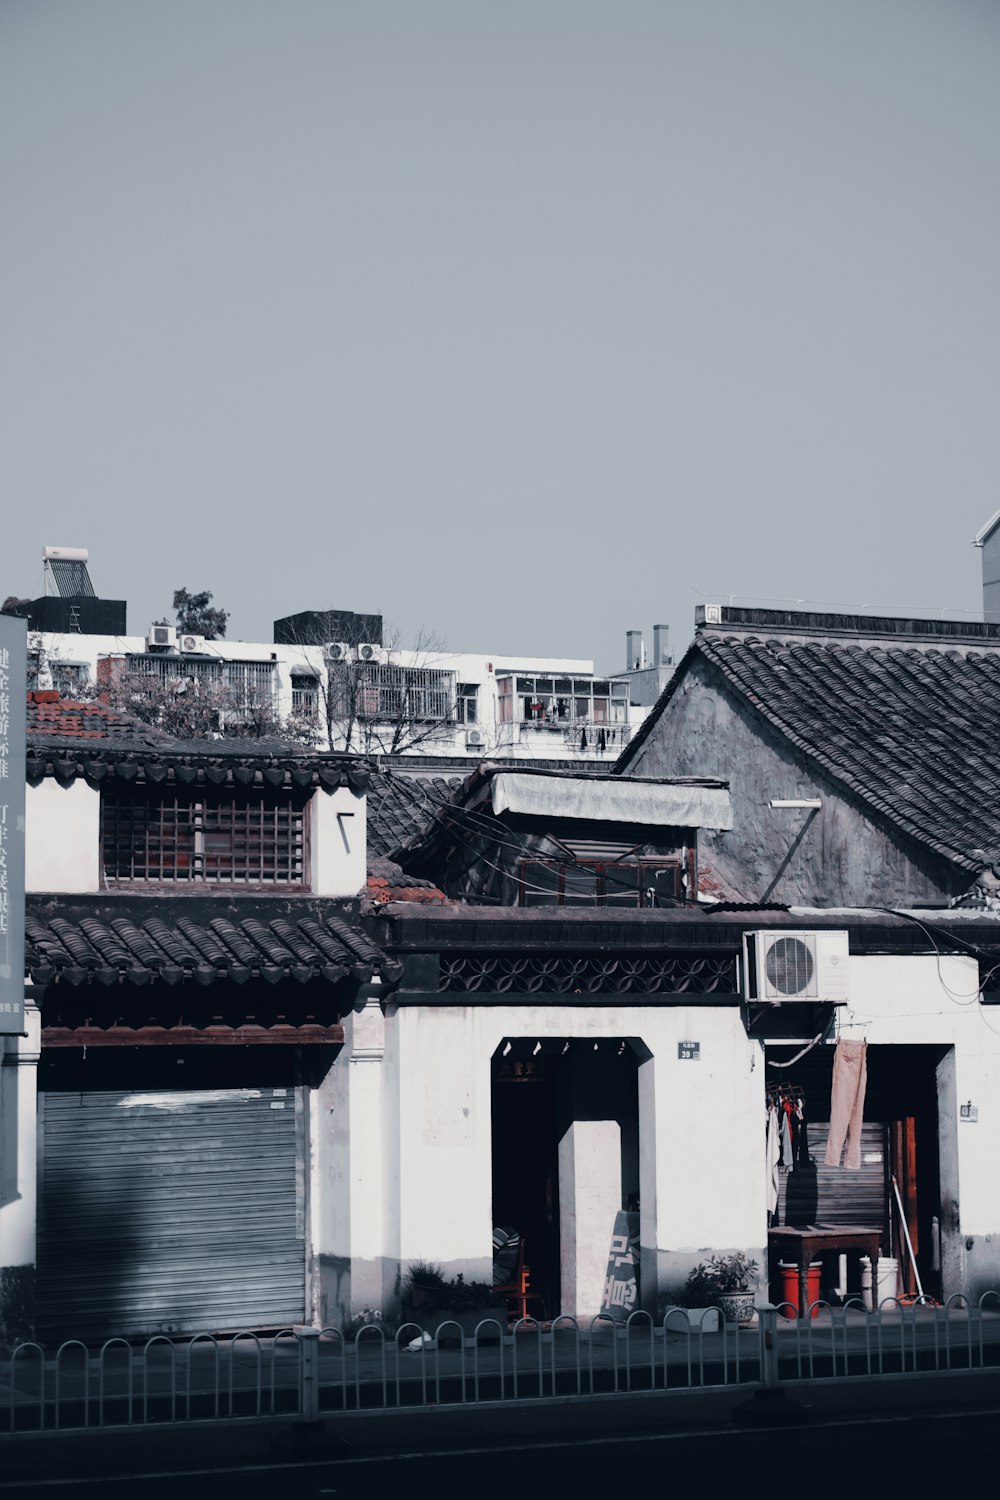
[329,663,453,722]
[102,789,309,886]
[291,673,319,719]
[519,860,681,908]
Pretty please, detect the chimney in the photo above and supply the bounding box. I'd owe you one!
[653,623,671,666]
[626,630,644,671]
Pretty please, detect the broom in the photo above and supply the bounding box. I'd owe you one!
[890,1174,939,1306]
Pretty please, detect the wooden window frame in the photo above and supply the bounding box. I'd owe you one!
[101,787,311,889]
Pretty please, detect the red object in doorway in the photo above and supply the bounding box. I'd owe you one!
[779,1260,821,1318]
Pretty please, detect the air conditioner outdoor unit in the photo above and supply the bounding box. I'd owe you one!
[178,634,206,654]
[324,642,350,664]
[742,930,849,1005]
[356,642,385,664]
[147,624,177,650]
[465,728,485,748]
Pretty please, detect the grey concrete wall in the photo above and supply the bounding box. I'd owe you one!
[982,531,1000,623]
[626,656,960,907]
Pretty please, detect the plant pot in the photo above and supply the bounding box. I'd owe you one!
[716,1292,755,1325]
[431,1308,506,1345]
[662,1305,721,1334]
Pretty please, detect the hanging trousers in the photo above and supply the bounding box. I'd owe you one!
[824,1040,867,1170]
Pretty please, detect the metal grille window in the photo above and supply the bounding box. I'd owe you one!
[290,674,319,719]
[26,656,88,693]
[519,860,681,908]
[124,655,276,722]
[330,663,453,722]
[102,789,309,886]
[224,660,276,713]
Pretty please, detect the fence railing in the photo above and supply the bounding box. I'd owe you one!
[5,1295,1000,1435]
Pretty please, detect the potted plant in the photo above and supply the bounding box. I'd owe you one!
[401,1261,446,1317]
[432,1274,507,1344]
[680,1253,759,1326]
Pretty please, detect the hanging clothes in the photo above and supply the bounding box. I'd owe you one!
[766,1105,782,1219]
[779,1102,794,1169]
[824,1039,868,1170]
[794,1096,811,1166]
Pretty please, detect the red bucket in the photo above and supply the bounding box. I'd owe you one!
[778,1260,821,1318]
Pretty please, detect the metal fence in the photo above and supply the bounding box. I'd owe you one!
[4,1295,1000,1435]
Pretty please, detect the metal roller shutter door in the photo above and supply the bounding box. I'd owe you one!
[37,1087,305,1342]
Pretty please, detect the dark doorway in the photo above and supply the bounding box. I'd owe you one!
[491,1052,560,1317]
[764,1042,945,1301]
[491,1039,641,1319]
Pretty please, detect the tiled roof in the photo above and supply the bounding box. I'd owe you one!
[24,692,370,792]
[366,771,466,856]
[366,857,448,906]
[26,691,167,743]
[25,898,399,988]
[627,628,1000,875]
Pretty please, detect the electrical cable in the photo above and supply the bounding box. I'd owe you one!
[375,765,701,906]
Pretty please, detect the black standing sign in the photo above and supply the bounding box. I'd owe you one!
[0,614,26,1034]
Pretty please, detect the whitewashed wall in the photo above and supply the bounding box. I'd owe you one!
[319,998,765,1321]
[25,779,100,892]
[846,951,1000,1296]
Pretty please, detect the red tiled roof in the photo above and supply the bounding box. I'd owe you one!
[366,857,448,906]
[26,691,152,741]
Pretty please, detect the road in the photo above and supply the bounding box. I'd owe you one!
[0,1399,994,1500]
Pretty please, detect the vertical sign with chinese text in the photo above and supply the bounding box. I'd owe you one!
[600,1210,640,1322]
[0,614,26,1034]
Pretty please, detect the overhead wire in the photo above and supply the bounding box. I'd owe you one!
[373,764,703,907]
[368,770,1000,1037]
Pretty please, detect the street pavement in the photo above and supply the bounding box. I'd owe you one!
[2,1367,1000,1499]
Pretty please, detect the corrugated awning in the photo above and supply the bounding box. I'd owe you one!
[489,773,733,830]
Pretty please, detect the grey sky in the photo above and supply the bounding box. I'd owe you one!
[3,0,999,670]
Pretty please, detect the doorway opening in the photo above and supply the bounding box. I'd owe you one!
[764,1041,947,1302]
[491,1037,641,1318]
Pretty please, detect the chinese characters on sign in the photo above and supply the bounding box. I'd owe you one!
[677,1041,700,1060]
[599,1210,640,1322]
[0,616,26,1035]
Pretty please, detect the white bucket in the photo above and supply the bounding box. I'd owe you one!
[861,1256,899,1310]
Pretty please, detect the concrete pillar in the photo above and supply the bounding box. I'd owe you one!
[0,1001,41,1345]
[558,1120,622,1319]
[313,983,385,1328]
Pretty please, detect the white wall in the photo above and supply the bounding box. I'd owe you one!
[310,787,366,897]
[376,1001,763,1313]
[25,779,100,893]
[847,952,1000,1291]
[0,1003,41,1342]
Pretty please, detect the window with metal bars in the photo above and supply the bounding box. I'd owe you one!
[518,859,681,907]
[101,788,310,887]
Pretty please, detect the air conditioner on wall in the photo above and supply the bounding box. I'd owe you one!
[324,642,350,663]
[356,642,386,664]
[465,728,485,748]
[147,624,177,650]
[178,634,206,654]
[742,930,850,1005]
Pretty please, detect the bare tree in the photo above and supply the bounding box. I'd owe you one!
[80,655,316,744]
[279,615,456,755]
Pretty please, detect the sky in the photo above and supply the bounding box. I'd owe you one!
[2,0,999,673]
